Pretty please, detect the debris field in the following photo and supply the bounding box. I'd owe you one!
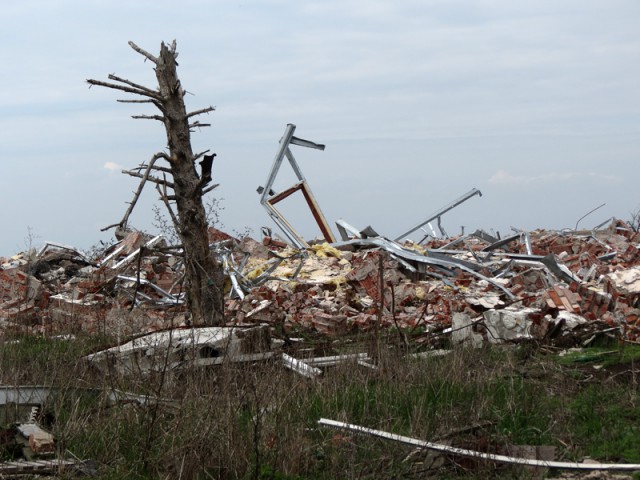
[1,123,639,348]
[1,218,638,349]
[1,123,640,477]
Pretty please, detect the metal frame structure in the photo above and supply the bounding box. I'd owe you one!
[259,124,336,249]
[394,188,483,243]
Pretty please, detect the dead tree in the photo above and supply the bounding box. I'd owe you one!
[87,40,224,326]
[631,207,640,233]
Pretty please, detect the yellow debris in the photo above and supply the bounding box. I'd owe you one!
[246,266,265,280]
[311,243,342,259]
[403,241,427,255]
[328,275,348,289]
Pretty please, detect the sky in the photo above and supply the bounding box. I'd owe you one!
[1,0,639,255]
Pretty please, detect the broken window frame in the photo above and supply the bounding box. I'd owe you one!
[259,124,336,248]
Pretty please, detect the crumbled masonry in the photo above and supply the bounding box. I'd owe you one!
[3,123,638,476]
[1,218,639,346]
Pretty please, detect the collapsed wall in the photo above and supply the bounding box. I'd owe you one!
[1,219,638,346]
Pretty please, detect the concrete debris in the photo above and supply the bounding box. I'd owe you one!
[451,313,485,348]
[1,419,60,470]
[86,325,278,375]
[1,214,639,346]
[0,389,93,475]
[282,352,322,378]
[16,423,55,456]
[483,307,540,344]
[2,133,638,476]
[0,458,82,477]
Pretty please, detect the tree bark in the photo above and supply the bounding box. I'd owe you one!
[154,43,224,326]
[88,41,225,326]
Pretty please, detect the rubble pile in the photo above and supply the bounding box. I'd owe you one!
[1,219,639,346]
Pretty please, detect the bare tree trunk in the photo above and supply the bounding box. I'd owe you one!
[153,43,224,326]
[88,41,225,326]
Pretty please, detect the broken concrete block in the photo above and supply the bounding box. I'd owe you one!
[451,313,485,348]
[465,294,503,310]
[483,307,538,343]
[554,311,588,330]
[15,423,55,457]
[606,266,640,297]
[85,326,277,375]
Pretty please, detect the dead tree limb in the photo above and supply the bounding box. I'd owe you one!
[202,183,220,195]
[192,149,210,162]
[187,106,215,119]
[133,114,165,121]
[156,182,180,231]
[118,99,156,104]
[87,79,162,100]
[132,164,173,175]
[89,40,225,326]
[116,153,166,231]
[108,74,159,96]
[127,41,159,63]
[189,121,211,129]
[123,169,175,189]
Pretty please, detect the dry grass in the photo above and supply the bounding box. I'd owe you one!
[1,330,639,479]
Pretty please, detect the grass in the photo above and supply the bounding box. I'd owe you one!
[569,383,640,462]
[0,333,112,384]
[557,344,640,368]
[1,331,639,479]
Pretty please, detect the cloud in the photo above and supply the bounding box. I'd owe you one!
[104,161,123,172]
[489,169,523,184]
[489,169,620,185]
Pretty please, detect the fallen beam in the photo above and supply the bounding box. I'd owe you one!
[318,418,640,471]
[282,353,321,378]
[394,188,482,242]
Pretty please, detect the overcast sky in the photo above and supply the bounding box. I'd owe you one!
[1,0,639,255]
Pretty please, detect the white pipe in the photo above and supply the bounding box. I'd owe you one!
[318,418,640,471]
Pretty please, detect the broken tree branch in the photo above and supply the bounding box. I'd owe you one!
[118,98,165,113]
[116,153,167,230]
[86,79,162,100]
[198,154,215,186]
[132,114,165,121]
[123,170,175,189]
[101,222,122,232]
[189,121,211,129]
[132,164,173,175]
[156,181,180,232]
[192,149,210,163]
[117,99,156,104]
[108,74,158,96]
[128,40,159,64]
[187,106,215,119]
[202,183,220,196]
[101,154,169,232]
